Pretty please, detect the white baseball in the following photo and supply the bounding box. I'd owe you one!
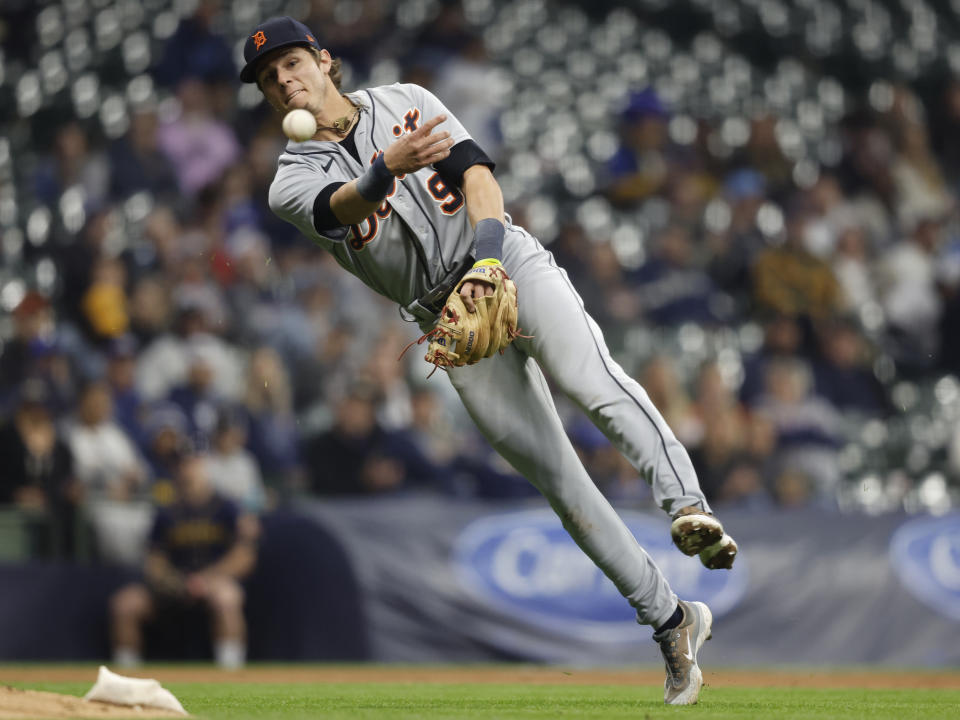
[282,109,317,142]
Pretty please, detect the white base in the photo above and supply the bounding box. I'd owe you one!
[84,666,187,714]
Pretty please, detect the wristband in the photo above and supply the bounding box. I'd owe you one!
[473,258,502,268]
[356,153,393,202]
[473,218,504,263]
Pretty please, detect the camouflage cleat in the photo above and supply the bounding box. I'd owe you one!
[654,600,713,705]
[698,533,738,570]
[670,506,738,569]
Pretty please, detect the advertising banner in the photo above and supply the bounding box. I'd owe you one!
[299,497,960,666]
[2,499,958,665]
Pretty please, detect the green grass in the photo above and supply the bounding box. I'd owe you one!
[8,681,960,720]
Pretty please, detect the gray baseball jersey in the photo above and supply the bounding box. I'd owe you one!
[270,84,475,308]
[269,82,710,627]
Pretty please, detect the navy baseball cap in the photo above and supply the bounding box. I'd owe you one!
[240,16,322,83]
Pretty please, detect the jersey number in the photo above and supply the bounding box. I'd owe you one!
[348,161,464,250]
[349,198,394,250]
[426,173,464,215]
[349,157,396,250]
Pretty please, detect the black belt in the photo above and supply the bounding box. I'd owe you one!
[418,254,475,315]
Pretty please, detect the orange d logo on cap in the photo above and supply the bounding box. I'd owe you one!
[241,17,320,83]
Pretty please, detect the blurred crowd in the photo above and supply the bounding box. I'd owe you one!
[2,0,960,568]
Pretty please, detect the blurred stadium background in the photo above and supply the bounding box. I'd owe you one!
[1,0,959,667]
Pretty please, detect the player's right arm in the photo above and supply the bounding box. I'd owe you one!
[328,114,454,225]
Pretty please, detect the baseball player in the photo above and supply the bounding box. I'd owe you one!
[241,16,738,705]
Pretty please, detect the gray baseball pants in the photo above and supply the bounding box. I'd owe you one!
[446,226,711,628]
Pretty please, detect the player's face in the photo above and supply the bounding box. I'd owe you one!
[257,46,330,114]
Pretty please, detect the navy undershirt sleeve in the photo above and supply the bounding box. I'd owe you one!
[434,139,495,188]
[313,182,347,233]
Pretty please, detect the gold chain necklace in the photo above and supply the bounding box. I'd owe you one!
[317,100,360,137]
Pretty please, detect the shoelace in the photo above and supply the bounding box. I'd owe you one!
[660,632,689,683]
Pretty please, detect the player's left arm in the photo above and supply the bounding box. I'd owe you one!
[459,164,506,309]
[462,164,505,231]
[411,84,507,308]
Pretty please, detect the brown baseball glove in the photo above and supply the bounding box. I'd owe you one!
[421,263,520,370]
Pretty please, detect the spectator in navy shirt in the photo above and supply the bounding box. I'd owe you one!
[0,379,78,558]
[108,109,178,202]
[109,451,258,668]
[633,225,731,326]
[152,0,235,87]
[812,318,889,416]
[605,88,671,207]
[302,381,438,496]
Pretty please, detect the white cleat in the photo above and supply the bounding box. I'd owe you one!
[654,600,713,705]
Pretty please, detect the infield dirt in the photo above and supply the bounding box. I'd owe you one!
[2,665,958,690]
[0,686,186,719]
